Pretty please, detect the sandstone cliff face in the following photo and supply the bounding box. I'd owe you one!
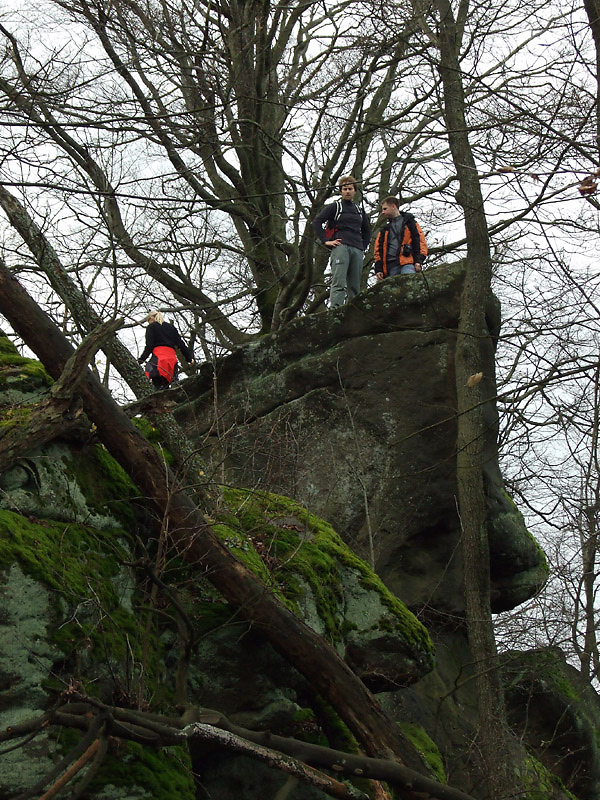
[177,261,547,617]
[0,335,435,799]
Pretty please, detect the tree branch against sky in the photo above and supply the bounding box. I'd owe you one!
[0,0,595,367]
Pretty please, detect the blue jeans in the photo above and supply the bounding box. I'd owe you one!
[388,263,416,276]
[329,245,363,307]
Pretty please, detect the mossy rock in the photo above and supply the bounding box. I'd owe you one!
[0,509,150,679]
[0,334,52,396]
[399,721,446,784]
[0,507,178,798]
[485,472,549,612]
[86,741,195,800]
[65,442,142,529]
[521,755,581,800]
[0,437,144,531]
[210,488,434,690]
[502,648,599,800]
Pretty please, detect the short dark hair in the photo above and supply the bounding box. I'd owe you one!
[382,196,400,208]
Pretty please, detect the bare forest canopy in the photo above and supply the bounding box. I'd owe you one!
[0,0,600,798]
[0,0,597,349]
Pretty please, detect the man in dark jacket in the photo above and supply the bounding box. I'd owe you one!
[312,175,371,307]
[138,311,195,389]
[374,197,427,279]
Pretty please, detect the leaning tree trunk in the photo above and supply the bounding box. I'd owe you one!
[0,184,210,503]
[434,0,522,795]
[0,259,442,793]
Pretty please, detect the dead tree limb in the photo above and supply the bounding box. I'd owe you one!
[11,715,105,800]
[2,699,477,800]
[0,395,83,475]
[0,320,121,474]
[178,722,371,800]
[50,318,124,399]
[38,739,102,800]
[38,698,478,800]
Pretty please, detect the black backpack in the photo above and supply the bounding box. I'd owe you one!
[323,198,362,239]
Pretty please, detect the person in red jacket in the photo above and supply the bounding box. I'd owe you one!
[374,197,427,280]
[138,311,195,390]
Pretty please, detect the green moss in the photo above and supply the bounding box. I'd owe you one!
[294,707,316,724]
[0,404,33,431]
[87,741,195,800]
[290,707,329,746]
[0,508,160,701]
[211,522,275,586]
[218,487,433,656]
[0,335,19,356]
[399,722,446,784]
[66,443,140,530]
[183,599,235,635]
[132,417,174,465]
[132,416,161,443]
[522,756,580,800]
[504,649,579,702]
[0,508,126,596]
[311,697,359,754]
[500,488,549,577]
[0,345,52,390]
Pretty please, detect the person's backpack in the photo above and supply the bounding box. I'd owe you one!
[323,198,363,240]
[324,199,344,240]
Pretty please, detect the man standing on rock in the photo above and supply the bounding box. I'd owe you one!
[312,176,371,308]
[374,197,427,280]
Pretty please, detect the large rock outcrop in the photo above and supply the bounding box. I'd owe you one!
[502,648,600,800]
[172,261,554,794]
[0,261,587,800]
[0,333,434,799]
[177,261,548,616]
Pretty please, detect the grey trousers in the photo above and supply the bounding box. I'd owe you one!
[329,244,363,307]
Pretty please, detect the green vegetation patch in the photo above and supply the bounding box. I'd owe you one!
[399,722,446,784]
[0,335,52,391]
[218,488,433,656]
[66,443,141,530]
[503,649,579,702]
[84,741,195,800]
[132,417,174,465]
[0,508,154,693]
[522,755,580,800]
[0,403,34,432]
[0,508,127,598]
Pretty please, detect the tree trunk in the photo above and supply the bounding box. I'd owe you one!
[0,184,210,503]
[434,0,521,795]
[583,0,600,156]
[0,394,82,474]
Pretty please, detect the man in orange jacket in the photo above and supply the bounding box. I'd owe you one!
[374,197,427,280]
